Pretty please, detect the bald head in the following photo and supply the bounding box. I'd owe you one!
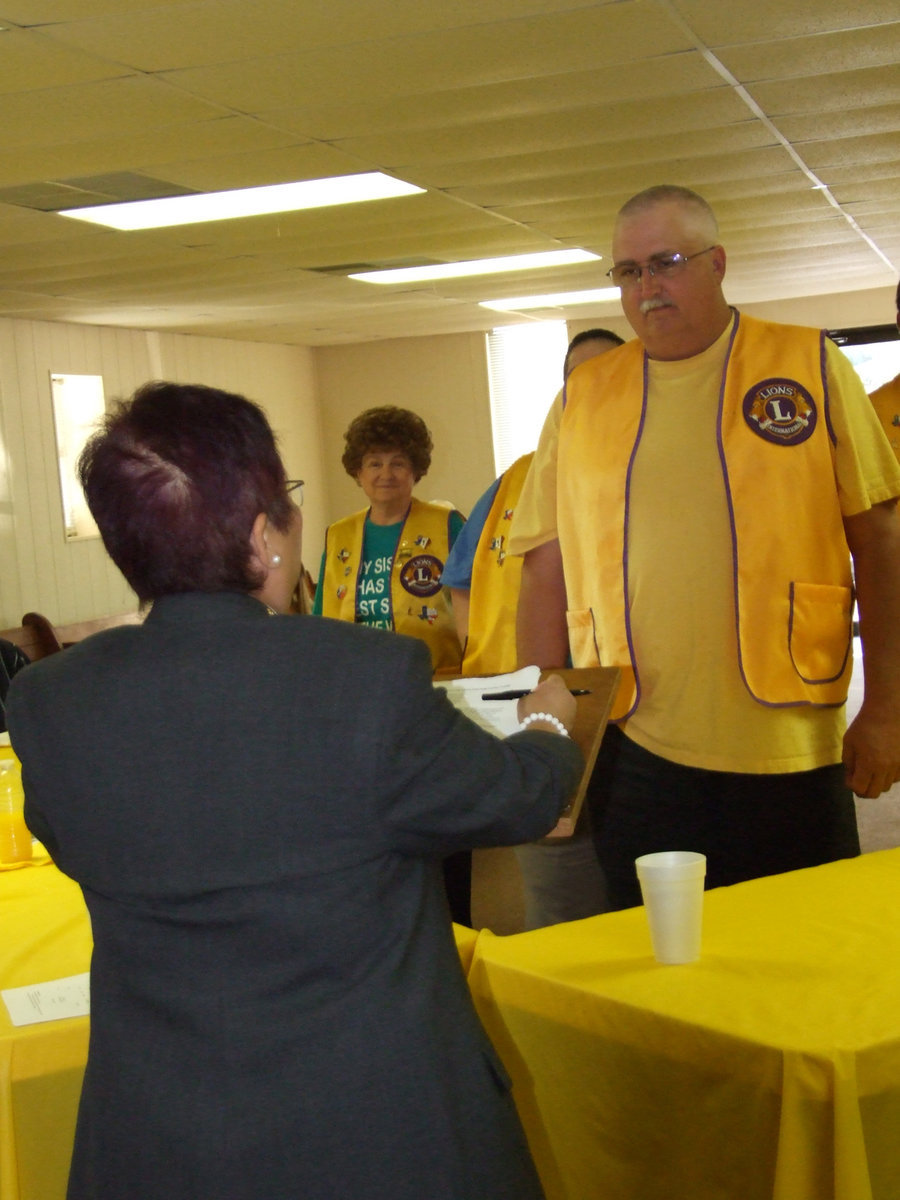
[611,184,731,361]
[615,185,719,244]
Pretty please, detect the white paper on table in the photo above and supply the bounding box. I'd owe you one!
[2,971,90,1026]
[435,665,541,738]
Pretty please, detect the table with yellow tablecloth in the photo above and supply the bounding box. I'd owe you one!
[468,847,900,1200]
[0,857,482,1200]
[0,854,91,1200]
[5,850,900,1200]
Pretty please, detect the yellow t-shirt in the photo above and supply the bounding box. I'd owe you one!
[869,372,900,463]
[510,320,900,772]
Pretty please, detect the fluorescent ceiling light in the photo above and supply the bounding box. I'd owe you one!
[350,248,599,284]
[58,172,424,231]
[480,286,621,312]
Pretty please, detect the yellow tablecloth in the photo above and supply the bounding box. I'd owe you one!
[0,855,91,1200]
[6,852,900,1200]
[468,848,900,1200]
[0,860,482,1200]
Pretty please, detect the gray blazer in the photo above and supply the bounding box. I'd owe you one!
[8,591,581,1200]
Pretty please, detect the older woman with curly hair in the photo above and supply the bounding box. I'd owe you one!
[313,405,464,674]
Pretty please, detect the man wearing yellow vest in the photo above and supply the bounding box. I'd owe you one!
[868,279,900,462]
[443,329,623,928]
[511,184,900,911]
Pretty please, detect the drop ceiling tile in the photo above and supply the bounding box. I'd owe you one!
[410,121,774,191]
[33,0,618,71]
[831,176,900,203]
[0,1,187,22]
[717,23,900,84]
[671,0,900,44]
[725,224,862,253]
[0,75,226,150]
[256,52,717,142]
[333,88,748,167]
[749,65,900,117]
[0,25,136,93]
[0,118,304,189]
[710,191,843,225]
[143,141,376,192]
[800,132,900,169]
[822,162,900,186]
[775,103,900,143]
[446,145,801,209]
[159,2,693,113]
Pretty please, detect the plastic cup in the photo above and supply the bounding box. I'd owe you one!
[0,751,32,865]
[635,850,706,964]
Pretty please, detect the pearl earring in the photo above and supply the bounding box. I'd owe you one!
[272,554,282,566]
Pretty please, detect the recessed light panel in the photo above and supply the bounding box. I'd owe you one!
[480,287,620,312]
[350,249,600,284]
[59,173,424,231]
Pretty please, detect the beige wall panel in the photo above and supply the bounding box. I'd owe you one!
[313,332,494,543]
[141,331,327,576]
[0,318,322,628]
[0,322,29,624]
[740,287,897,330]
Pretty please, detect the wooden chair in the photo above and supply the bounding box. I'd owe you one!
[0,614,62,662]
[291,566,317,615]
[0,611,144,662]
[51,610,144,648]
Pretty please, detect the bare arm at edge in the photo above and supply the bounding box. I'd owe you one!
[448,587,469,650]
[516,539,568,669]
[843,498,900,798]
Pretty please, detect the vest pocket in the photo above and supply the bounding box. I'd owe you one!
[566,608,601,667]
[788,581,853,683]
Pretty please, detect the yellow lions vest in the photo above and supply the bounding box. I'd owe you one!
[558,313,853,720]
[321,498,462,673]
[461,453,533,676]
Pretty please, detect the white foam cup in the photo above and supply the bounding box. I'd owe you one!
[634,851,706,964]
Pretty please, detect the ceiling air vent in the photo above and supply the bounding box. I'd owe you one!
[308,258,446,276]
[0,173,197,212]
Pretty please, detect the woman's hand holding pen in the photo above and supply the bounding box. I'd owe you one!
[517,675,577,735]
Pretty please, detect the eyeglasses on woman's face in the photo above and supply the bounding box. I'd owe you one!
[286,479,304,506]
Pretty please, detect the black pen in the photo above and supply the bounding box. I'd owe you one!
[481,688,591,700]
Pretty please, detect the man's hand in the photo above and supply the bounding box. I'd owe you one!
[842,500,900,798]
[843,706,900,798]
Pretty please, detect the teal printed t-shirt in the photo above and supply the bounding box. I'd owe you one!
[355,518,404,629]
[313,510,464,623]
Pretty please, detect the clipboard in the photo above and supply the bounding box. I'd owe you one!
[536,665,620,841]
[436,663,620,841]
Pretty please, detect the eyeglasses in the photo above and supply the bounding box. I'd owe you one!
[286,479,304,506]
[606,246,716,288]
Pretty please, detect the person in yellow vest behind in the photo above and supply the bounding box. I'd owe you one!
[443,329,623,929]
[513,184,900,912]
[868,279,900,462]
[445,329,624,678]
[313,405,464,673]
[313,405,470,922]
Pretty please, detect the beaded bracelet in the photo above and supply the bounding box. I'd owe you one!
[519,712,570,738]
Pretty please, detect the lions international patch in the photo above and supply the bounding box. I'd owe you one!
[399,553,444,598]
[743,378,817,446]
